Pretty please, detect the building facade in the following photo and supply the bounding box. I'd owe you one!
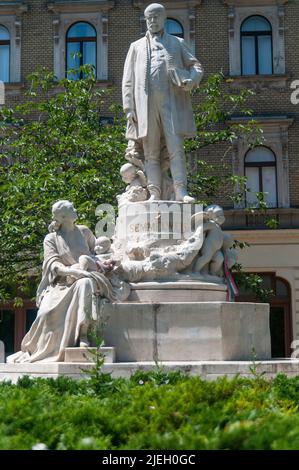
[1,0,299,358]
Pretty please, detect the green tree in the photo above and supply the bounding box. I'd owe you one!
[0,68,264,301]
[186,72,263,205]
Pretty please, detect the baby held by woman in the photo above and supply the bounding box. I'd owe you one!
[73,236,116,275]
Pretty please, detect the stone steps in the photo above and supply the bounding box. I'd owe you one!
[1,360,299,384]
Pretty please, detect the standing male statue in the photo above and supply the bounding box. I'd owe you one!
[122,2,204,203]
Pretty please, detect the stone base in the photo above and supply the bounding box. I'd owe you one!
[64,347,115,363]
[1,360,299,384]
[114,201,203,259]
[0,341,4,363]
[102,301,271,362]
[127,281,227,302]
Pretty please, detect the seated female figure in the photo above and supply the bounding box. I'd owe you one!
[7,200,128,363]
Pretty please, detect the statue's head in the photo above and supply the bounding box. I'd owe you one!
[205,204,225,226]
[144,3,166,34]
[120,162,137,183]
[95,236,111,254]
[51,200,78,224]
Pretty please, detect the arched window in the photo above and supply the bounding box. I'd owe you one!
[0,25,10,82]
[241,16,273,75]
[245,146,277,208]
[66,22,96,79]
[165,18,184,38]
[237,273,292,358]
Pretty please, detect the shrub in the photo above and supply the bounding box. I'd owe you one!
[0,372,299,449]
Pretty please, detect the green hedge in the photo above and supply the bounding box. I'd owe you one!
[1,370,299,450]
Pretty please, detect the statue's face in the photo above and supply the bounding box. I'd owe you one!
[53,202,77,223]
[145,9,166,34]
[122,167,136,183]
[214,210,225,226]
[96,237,111,254]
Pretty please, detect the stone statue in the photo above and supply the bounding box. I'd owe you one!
[191,205,226,274]
[113,203,237,284]
[94,236,112,256]
[116,162,148,206]
[7,200,130,363]
[116,222,204,282]
[122,2,204,203]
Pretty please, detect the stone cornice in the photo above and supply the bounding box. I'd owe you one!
[133,0,202,9]
[5,82,25,90]
[228,227,299,245]
[223,0,288,6]
[47,0,115,14]
[227,115,294,129]
[227,75,290,91]
[0,1,27,15]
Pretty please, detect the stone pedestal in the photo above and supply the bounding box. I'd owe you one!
[127,281,227,302]
[64,347,115,363]
[113,201,203,260]
[102,301,271,362]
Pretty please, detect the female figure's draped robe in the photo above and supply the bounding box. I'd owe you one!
[7,225,129,363]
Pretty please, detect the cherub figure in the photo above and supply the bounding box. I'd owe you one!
[121,162,147,189]
[191,205,225,274]
[125,138,175,200]
[95,236,112,256]
[208,232,237,277]
[125,139,145,170]
[72,237,115,275]
[117,162,148,206]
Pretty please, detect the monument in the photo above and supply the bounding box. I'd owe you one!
[6,3,271,367]
[107,3,270,362]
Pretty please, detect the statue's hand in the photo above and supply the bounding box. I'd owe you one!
[67,268,91,279]
[97,259,116,274]
[126,110,137,124]
[182,79,195,92]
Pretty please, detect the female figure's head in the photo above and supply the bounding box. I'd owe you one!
[49,200,77,232]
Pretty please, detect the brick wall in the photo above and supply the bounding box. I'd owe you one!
[21,0,53,81]
[2,0,299,207]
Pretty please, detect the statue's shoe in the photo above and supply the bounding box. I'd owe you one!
[79,337,90,348]
[148,194,160,202]
[183,195,196,203]
[174,186,196,203]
